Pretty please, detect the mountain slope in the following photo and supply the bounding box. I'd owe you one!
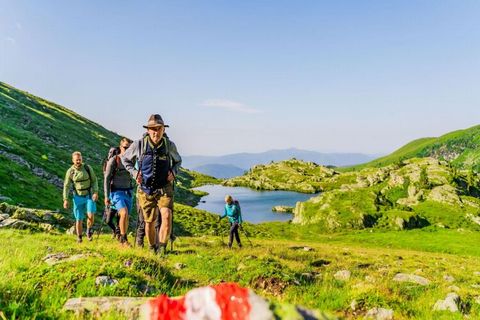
[0,81,213,210]
[346,125,480,171]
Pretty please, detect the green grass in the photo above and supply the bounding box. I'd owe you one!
[2,227,480,319]
[344,125,480,172]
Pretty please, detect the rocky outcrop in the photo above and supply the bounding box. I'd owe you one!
[272,206,294,213]
[0,203,71,231]
[0,150,63,189]
[293,157,480,230]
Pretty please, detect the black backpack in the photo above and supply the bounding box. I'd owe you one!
[103,147,121,173]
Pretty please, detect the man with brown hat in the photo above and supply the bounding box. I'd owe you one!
[121,114,182,255]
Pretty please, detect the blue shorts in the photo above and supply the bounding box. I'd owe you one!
[111,190,133,213]
[73,195,96,221]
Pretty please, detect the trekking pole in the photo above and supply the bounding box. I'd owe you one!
[97,208,107,241]
[239,225,253,247]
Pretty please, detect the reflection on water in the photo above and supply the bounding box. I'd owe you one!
[194,184,318,224]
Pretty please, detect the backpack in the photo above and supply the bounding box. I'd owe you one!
[103,147,121,173]
[69,164,93,194]
[233,200,241,217]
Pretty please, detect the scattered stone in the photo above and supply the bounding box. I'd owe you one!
[175,263,186,270]
[95,276,119,287]
[433,292,461,312]
[303,246,314,252]
[0,213,10,222]
[448,285,460,292]
[0,196,12,202]
[66,226,76,235]
[271,205,294,213]
[365,307,394,320]
[43,253,89,266]
[334,270,351,281]
[63,297,147,317]
[43,253,69,265]
[0,218,29,229]
[393,273,430,286]
[444,275,455,283]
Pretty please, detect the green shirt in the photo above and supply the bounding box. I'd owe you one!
[63,164,98,200]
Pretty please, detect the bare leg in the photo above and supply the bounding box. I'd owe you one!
[119,208,128,235]
[146,221,155,247]
[159,208,172,245]
[87,213,94,228]
[76,220,83,237]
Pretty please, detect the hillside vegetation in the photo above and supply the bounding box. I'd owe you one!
[0,81,216,211]
[345,125,480,171]
[224,159,338,193]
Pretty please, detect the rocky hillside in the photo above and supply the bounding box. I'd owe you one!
[346,125,480,171]
[223,158,338,193]
[294,157,480,231]
[0,82,215,211]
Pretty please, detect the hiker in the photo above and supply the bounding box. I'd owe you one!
[63,151,98,243]
[104,137,134,247]
[135,197,159,247]
[103,198,120,240]
[122,114,182,255]
[219,195,243,248]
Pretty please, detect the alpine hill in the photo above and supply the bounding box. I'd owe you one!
[345,124,480,172]
[0,81,216,210]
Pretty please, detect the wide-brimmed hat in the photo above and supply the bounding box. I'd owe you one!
[143,114,169,129]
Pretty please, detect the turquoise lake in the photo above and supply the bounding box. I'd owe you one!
[194,185,318,223]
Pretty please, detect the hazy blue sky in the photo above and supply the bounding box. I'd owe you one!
[1,1,479,156]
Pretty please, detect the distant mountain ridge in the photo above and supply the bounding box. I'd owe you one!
[184,148,378,178]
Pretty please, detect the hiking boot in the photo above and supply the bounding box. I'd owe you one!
[120,235,131,248]
[77,236,83,243]
[149,244,158,254]
[158,245,167,256]
[87,228,94,241]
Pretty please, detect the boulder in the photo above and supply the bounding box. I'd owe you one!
[63,297,147,317]
[365,307,394,320]
[433,292,461,312]
[428,185,462,206]
[393,273,430,286]
[95,276,119,287]
[0,218,29,229]
[334,270,351,281]
[271,206,294,213]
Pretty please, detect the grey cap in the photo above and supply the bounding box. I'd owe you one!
[143,114,169,129]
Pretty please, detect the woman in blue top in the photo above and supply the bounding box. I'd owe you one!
[219,195,243,248]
